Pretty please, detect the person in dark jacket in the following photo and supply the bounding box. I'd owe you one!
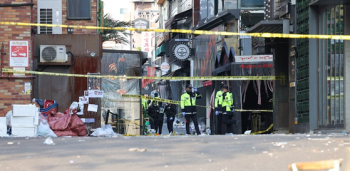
[155,101,165,134]
[147,100,159,130]
[164,98,176,134]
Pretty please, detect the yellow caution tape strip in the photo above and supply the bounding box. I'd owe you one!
[124,94,273,113]
[2,68,283,81]
[1,21,350,40]
[250,124,273,135]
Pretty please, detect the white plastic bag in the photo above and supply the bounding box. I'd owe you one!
[91,124,118,137]
[37,118,57,137]
[6,110,12,126]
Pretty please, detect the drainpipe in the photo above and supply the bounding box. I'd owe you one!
[0,43,4,76]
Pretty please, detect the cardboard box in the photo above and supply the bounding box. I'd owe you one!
[0,117,7,136]
[11,116,36,127]
[12,104,39,117]
[12,126,37,137]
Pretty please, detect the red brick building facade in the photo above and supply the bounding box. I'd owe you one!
[0,0,33,116]
[0,0,101,116]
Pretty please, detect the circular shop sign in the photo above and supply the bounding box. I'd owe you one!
[160,62,170,73]
[172,43,191,61]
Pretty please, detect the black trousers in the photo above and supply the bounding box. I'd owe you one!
[222,114,236,134]
[185,114,201,135]
[155,116,164,134]
[149,117,155,129]
[167,116,174,133]
[216,114,223,134]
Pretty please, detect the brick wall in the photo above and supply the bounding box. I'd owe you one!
[32,0,99,35]
[0,0,33,116]
[0,0,100,116]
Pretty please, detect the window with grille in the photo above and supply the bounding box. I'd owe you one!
[67,0,91,20]
[39,9,53,34]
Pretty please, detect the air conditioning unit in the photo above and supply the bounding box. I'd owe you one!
[40,45,68,63]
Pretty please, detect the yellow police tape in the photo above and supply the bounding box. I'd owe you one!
[123,94,273,113]
[1,21,350,40]
[250,124,273,135]
[1,68,283,81]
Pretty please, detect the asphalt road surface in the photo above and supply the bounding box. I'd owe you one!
[0,134,349,171]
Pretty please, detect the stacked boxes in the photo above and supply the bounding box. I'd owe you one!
[11,104,39,137]
[0,117,7,136]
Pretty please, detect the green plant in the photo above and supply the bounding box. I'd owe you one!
[102,14,132,44]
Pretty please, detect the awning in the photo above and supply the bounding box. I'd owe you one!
[193,9,240,33]
[165,8,192,29]
[155,43,166,57]
[247,20,284,33]
[162,71,175,77]
[162,67,187,77]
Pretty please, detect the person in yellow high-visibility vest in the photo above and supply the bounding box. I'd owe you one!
[221,85,239,134]
[180,84,202,135]
[141,94,149,134]
[214,82,225,134]
[142,94,149,111]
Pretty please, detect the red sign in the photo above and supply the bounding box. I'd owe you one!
[142,32,151,53]
[9,40,29,67]
[142,67,156,88]
[240,63,273,69]
[202,80,212,87]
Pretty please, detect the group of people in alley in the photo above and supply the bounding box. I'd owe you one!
[142,83,239,135]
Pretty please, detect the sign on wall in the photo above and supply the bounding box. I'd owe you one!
[235,55,273,62]
[9,40,29,67]
[133,18,149,33]
[142,32,152,57]
[87,73,101,90]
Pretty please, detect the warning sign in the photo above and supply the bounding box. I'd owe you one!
[9,40,29,67]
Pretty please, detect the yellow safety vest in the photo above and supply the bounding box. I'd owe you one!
[215,90,224,108]
[142,99,148,110]
[222,92,233,112]
[180,92,201,114]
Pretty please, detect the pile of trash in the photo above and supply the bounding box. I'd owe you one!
[4,99,87,137]
[90,124,119,137]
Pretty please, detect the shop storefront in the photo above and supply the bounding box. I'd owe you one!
[314,5,345,130]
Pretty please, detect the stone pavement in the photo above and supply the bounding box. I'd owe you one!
[0,134,349,171]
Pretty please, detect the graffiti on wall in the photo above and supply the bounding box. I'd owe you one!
[193,29,217,87]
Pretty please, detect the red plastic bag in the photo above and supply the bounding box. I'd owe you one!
[70,115,87,136]
[54,130,78,137]
[47,112,71,131]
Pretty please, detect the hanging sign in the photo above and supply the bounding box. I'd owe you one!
[172,42,191,61]
[160,62,170,73]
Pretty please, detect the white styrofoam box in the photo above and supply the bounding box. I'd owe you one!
[81,118,95,123]
[33,112,39,125]
[0,117,7,136]
[12,104,39,117]
[12,126,37,137]
[11,116,35,127]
